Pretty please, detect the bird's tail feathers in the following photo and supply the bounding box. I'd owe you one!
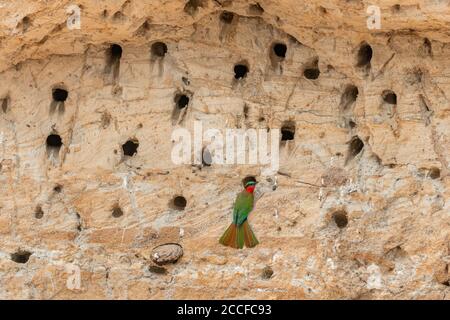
[219,223,239,248]
[219,221,259,249]
[241,220,259,248]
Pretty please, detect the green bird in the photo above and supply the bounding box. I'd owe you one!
[219,180,259,249]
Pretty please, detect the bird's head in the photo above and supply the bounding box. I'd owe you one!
[244,181,256,193]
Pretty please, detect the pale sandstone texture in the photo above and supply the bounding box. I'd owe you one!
[0,0,449,299]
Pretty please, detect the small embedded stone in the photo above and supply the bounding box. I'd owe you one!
[151,243,183,265]
[261,266,274,279]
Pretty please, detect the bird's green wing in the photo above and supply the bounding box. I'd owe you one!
[232,191,254,225]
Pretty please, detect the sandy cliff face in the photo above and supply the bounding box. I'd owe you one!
[0,0,449,299]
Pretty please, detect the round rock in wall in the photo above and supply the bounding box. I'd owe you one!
[151,243,183,265]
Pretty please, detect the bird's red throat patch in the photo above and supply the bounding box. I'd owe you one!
[246,186,255,193]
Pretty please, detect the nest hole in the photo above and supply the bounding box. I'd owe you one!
[341,85,359,110]
[281,121,295,141]
[382,90,397,105]
[2,96,9,113]
[53,184,62,193]
[220,11,234,24]
[172,196,187,210]
[52,88,68,102]
[11,250,32,264]
[175,94,190,109]
[20,16,31,32]
[122,139,139,157]
[428,167,441,179]
[243,104,249,119]
[34,206,44,219]
[112,205,123,218]
[234,64,249,79]
[109,44,122,60]
[46,134,62,150]
[303,67,320,80]
[272,43,287,58]
[332,210,348,228]
[345,136,364,164]
[261,266,274,279]
[112,11,124,22]
[423,38,432,56]
[357,42,373,67]
[349,136,364,156]
[151,42,168,58]
[184,0,205,15]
